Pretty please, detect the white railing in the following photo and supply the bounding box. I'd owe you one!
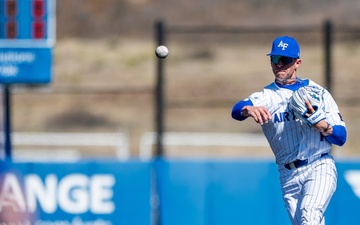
[11,131,130,162]
[9,131,270,161]
[139,132,268,160]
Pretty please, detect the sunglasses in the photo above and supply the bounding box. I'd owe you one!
[270,56,295,65]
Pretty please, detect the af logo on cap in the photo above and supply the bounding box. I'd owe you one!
[278,41,289,50]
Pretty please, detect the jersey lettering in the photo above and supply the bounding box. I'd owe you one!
[273,111,296,123]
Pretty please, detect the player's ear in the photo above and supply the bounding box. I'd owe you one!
[294,59,301,68]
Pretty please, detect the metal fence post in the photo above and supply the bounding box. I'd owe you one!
[155,20,165,157]
[3,85,12,161]
[154,20,166,225]
[324,20,333,94]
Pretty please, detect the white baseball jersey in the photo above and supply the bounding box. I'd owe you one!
[246,78,345,165]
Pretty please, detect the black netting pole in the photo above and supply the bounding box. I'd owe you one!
[153,19,166,225]
[324,20,333,94]
[155,20,165,157]
[4,85,12,161]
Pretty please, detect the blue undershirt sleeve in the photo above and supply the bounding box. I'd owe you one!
[231,100,253,121]
[325,125,347,146]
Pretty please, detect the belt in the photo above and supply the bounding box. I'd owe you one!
[284,153,328,170]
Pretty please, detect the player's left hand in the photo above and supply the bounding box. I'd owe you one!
[304,100,315,117]
[305,100,332,135]
[290,86,326,126]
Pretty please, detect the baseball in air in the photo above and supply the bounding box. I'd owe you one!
[155,45,169,58]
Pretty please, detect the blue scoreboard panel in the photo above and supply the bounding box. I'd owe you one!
[0,0,55,84]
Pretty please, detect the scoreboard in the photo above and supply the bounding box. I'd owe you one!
[0,0,55,84]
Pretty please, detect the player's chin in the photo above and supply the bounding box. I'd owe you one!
[274,74,286,81]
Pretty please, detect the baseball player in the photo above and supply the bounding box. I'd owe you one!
[231,36,347,225]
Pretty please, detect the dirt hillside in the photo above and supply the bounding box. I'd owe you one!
[56,0,360,39]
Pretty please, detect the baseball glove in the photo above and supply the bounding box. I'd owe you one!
[290,85,326,126]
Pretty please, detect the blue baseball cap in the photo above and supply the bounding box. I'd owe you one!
[267,36,300,58]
